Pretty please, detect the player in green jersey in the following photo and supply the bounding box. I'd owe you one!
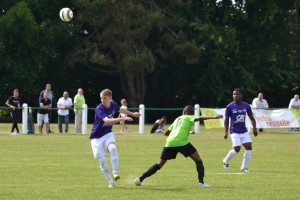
[134,105,223,187]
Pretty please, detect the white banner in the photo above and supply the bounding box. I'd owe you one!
[200,108,300,129]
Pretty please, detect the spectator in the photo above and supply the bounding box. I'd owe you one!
[252,92,269,132]
[118,98,128,132]
[39,83,56,133]
[150,116,167,133]
[288,94,300,132]
[37,92,51,134]
[57,91,73,133]
[6,89,21,135]
[74,88,86,133]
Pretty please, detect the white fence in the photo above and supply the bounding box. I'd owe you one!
[21,104,201,134]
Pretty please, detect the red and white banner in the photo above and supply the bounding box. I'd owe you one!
[200,108,300,129]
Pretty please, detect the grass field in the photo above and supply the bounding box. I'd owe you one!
[0,123,299,200]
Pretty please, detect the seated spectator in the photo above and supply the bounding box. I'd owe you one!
[150,116,167,133]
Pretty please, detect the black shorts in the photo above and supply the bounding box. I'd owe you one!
[160,143,197,160]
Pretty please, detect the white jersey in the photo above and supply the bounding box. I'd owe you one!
[57,97,73,116]
[288,98,300,108]
[120,106,127,118]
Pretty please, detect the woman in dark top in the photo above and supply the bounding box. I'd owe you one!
[6,89,21,134]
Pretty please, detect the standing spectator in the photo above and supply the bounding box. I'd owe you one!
[252,92,269,132]
[6,89,21,135]
[288,94,300,132]
[90,89,140,188]
[57,91,73,133]
[223,88,258,172]
[134,105,223,187]
[74,88,86,133]
[118,98,128,132]
[39,83,56,133]
[150,116,167,133]
[37,92,52,134]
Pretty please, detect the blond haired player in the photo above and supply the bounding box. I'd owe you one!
[90,89,140,188]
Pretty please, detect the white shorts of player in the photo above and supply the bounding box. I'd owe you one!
[120,113,127,118]
[230,132,252,147]
[91,132,116,159]
[37,113,49,126]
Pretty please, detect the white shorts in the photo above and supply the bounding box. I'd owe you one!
[120,113,127,118]
[90,132,116,159]
[37,113,49,126]
[230,132,252,147]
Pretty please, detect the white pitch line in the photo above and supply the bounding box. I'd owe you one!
[213,172,245,175]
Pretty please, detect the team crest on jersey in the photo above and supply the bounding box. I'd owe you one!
[238,109,247,113]
[107,110,116,118]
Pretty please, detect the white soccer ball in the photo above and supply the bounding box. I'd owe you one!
[59,8,73,22]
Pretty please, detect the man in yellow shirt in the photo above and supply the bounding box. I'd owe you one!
[74,88,86,133]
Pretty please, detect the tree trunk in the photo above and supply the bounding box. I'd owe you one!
[120,69,145,108]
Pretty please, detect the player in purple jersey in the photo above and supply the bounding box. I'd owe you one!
[223,88,258,172]
[90,89,140,188]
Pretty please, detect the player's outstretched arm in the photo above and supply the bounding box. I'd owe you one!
[120,108,141,118]
[103,116,133,125]
[195,114,223,122]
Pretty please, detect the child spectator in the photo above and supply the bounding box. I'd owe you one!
[118,99,128,132]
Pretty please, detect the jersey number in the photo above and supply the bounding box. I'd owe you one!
[174,118,183,129]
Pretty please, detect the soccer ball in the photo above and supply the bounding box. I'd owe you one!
[59,8,73,22]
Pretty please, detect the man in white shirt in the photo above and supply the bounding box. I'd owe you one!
[57,91,73,133]
[288,94,300,132]
[252,92,269,132]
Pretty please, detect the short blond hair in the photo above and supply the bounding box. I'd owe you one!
[100,89,112,97]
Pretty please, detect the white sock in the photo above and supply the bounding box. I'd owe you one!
[223,149,238,163]
[98,157,113,183]
[108,143,118,174]
[241,150,252,169]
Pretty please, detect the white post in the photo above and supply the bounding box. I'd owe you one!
[82,104,88,134]
[139,104,145,134]
[194,104,200,134]
[22,103,28,134]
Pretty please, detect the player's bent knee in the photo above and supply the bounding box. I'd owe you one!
[234,146,241,153]
[107,143,118,158]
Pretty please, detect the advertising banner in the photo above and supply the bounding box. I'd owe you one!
[200,108,300,129]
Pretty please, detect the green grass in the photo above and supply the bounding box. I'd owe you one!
[0,124,299,200]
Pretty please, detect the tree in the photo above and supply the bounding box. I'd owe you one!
[0,2,40,101]
[72,0,164,107]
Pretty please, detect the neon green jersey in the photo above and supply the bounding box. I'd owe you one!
[74,94,86,111]
[165,115,196,147]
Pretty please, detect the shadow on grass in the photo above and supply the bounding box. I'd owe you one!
[114,184,245,191]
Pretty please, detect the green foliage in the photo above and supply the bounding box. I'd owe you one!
[0,2,41,100]
[0,109,9,117]
[0,0,299,111]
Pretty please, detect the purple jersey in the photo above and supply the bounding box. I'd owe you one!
[90,100,120,139]
[225,101,253,134]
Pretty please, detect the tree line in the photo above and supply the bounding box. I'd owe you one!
[0,0,299,121]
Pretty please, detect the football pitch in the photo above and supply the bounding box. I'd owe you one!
[0,124,299,200]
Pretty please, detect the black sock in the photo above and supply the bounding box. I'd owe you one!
[140,163,160,182]
[196,160,205,184]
